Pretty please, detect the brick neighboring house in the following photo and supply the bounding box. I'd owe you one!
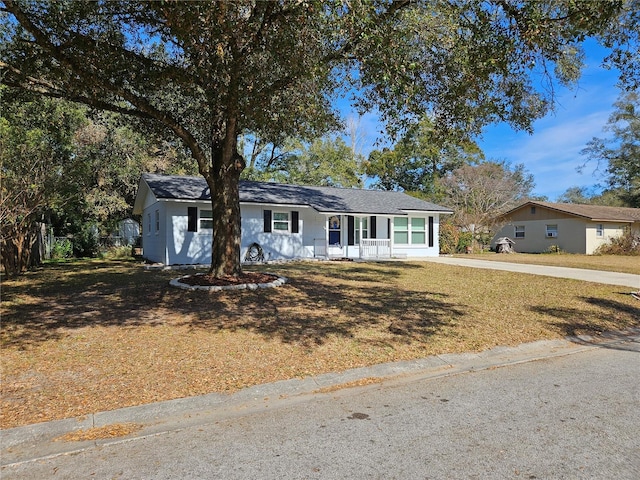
[492,201,640,254]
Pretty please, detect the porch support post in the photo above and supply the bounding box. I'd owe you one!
[358,216,363,258]
[324,214,329,258]
[389,216,394,257]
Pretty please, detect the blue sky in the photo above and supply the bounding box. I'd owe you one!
[348,40,623,201]
[477,41,622,201]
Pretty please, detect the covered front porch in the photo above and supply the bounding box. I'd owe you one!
[312,213,435,260]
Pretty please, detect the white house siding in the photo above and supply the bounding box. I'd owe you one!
[240,204,318,261]
[165,201,212,265]
[141,201,166,263]
[142,202,443,264]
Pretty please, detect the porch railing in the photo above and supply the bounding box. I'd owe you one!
[359,239,391,259]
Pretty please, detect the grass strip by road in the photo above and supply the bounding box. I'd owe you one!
[2,258,638,429]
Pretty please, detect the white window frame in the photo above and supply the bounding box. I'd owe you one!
[596,224,604,237]
[514,225,525,238]
[393,216,427,245]
[272,211,290,233]
[546,224,558,238]
[200,209,213,230]
[410,217,426,245]
[355,217,369,244]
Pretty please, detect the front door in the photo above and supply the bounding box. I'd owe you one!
[327,215,343,257]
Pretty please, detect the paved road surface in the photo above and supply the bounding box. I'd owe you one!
[3,335,639,479]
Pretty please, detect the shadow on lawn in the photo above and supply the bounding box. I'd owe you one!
[1,260,465,349]
[184,273,466,346]
[530,295,640,338]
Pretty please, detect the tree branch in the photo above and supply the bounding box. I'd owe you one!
[3,0,211,177]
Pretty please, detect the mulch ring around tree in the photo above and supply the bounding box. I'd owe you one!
[171,272,287,291]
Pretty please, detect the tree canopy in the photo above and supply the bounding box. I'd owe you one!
[0,90,196,274]
[441,161,535,243]
[365,118,484,197]
[243,136,364,188]
[581,91,640,207]
[2,0,638,276]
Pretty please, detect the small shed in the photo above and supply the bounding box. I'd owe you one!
[495,237,516,253]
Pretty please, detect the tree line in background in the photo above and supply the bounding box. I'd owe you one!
[2,1,638,275]
[3,0,638,278]
[0,89,197,275]
[2,85,638,274]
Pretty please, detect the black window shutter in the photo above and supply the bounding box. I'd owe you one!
[291,211,299,233]
[347,215,355,245]
[428,216,434,247]
[370,216,377,239]
[187,207,198,232]
[263,210,272,232]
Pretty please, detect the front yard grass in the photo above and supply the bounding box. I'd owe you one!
[2,258,638,429]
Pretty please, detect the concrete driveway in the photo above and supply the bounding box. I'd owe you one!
[419,256,640,289]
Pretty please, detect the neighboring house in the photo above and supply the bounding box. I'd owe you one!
[492,201,640,254]
[132,173,453,265]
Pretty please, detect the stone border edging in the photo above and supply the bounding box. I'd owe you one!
[169,273,288,292]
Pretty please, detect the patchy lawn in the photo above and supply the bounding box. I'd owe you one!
[456,253,640,275]
[2,259,638,429]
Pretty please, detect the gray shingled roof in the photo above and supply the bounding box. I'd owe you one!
[503,201,640,222]
[141,173,453,215]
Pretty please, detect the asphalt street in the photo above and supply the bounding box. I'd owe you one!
[2,260,638,478]
[3,335,639,479]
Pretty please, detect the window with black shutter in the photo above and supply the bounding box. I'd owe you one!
[347,216,355,245]
[188,207,198,232]
[428,216,434,247]
[263,210,272,232]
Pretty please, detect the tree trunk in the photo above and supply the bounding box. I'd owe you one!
[206,123,246,278]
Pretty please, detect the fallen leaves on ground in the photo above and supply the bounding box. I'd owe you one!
[2,259,638,429]
[54,423,142,442]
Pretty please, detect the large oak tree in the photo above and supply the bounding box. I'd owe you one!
[2,0,637,276]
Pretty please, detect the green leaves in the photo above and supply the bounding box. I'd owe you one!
[581,91,640,207]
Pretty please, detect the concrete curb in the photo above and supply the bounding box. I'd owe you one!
[3,328,638,467]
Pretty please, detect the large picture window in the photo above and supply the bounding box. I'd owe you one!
[394,217,429,245]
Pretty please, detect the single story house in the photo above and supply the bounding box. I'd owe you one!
[492,201,640,254]
[133,173,453,265]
